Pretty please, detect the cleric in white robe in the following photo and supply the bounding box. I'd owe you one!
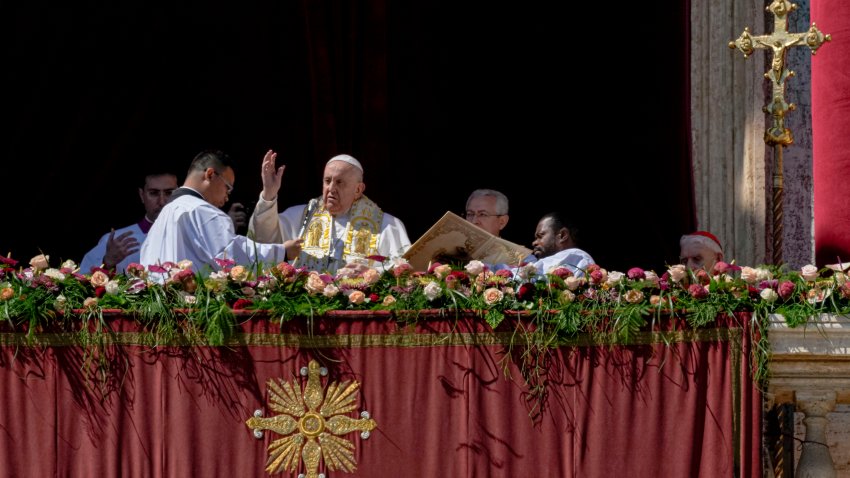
[140,150,293,276]
[249,151,411,274]
[527,212,594,277]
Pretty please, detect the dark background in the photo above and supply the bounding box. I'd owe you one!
[5,1,694,273]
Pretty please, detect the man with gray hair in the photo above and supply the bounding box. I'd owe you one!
[464,189,510,237]
[249,150,411,273]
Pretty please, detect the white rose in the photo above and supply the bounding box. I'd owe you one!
[606,271,624,286]
[801,264,819,282]
[105,280,121,295]
[323,284,340,298]
[760,288,778,303]
[517,263,538,281]
[465,260,485,276]
[668,265,687,283]
[565,276,583,291]
[44,268,66,281]
[756,268,773,281]
[644,271,659,284]
[423,281,442,301]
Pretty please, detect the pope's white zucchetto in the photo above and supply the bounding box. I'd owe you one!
[327,154,363,173]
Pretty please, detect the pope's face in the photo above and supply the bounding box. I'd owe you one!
[322,162,365,216]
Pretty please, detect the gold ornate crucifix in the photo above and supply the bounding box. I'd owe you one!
[729,0,829,265]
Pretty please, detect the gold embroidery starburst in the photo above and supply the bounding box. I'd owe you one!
[246,360,377,477]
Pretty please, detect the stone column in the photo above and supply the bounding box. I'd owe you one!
[691,0,769,267]
[796,391,837,478]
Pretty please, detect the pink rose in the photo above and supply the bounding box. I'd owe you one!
[495,269,513,279]
[126,263,146,278]
[392,262,412,277]
[90,270,110,288]
[275,261,296,280]
[29,254,49,271]
[347,290,366,304]
[83,297,98,309]
[624,289,644,304]
[549,267,573,279]
[712,261,731,275]
[305,272,326,295]
[688,284,708,299]
[362,268,381,285]
[627,267,645,280]
[433,264,452,279]
[589,269,604,285]
[644,271,659,284]
[740,267,759,284]
[778,281,795,300]
[230,265,248,282]
[483,287,504,305]
[649,295,662,306]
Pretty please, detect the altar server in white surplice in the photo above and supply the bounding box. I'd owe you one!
[140,149,295,276]
[528,211,595,277]
[249,150,411,274]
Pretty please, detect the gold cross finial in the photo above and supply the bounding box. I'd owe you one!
[728,1,830,265]
[729,1,830,146]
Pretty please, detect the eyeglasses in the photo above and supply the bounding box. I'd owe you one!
[213,171,234,194]
[465,211,505,220]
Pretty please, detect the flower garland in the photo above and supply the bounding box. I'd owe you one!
[2,252,849,380]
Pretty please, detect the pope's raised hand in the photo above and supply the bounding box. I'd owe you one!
[260,149,286,201]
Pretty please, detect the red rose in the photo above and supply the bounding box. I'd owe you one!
[94,286,106,298]
[517,283,535,301]
[369,293,380,302]
[232,298,253,310]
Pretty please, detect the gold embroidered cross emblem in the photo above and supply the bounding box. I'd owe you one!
[246,360,377,477]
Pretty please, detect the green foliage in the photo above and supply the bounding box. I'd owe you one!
[1,256,849,390]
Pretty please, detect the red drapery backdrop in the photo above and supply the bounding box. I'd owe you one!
[812,0,850,266]
[0,313,760,477]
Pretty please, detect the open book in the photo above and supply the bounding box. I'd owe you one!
[403,211,533,271]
